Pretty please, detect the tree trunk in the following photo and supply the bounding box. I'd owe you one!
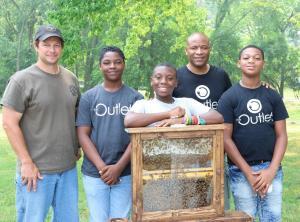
[15,7,26,71]
[84,37,99,91]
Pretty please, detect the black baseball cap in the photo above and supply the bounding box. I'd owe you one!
[34,24,64,42]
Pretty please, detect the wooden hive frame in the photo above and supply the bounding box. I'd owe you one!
[127,125,225,222]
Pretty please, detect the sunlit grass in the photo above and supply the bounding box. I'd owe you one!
[282,89,300,221]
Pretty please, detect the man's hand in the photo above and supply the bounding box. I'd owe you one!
[261,81,273,89]
[252,167,277,196]
[168,107,185,119]
[244,170,265,197]
[245,171,259,191]
[100,164,122,185]
[21,162,43,192]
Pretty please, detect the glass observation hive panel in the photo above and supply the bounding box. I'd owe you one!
[142,137,213,212]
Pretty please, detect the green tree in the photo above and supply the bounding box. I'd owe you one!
[1,0,298,97]
[241,0,300,96]
[0,0,53,95]
[207,0,243,83]
[48,0,208,94]
[48,0,122,90]
[204,0,300,96]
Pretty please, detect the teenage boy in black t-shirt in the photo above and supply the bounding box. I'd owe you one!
[218,45,288,221]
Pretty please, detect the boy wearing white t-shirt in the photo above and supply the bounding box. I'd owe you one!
[124,63,223,128]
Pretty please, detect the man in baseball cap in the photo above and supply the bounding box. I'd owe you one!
[34,24,64,42]
[1,23,79,221]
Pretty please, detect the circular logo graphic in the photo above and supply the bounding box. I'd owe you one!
[195,85,210,100]
[247,99,262,114]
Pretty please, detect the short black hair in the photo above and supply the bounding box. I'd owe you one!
[99,46,125,63]
[239,45,264,60]
[153,63,177,76]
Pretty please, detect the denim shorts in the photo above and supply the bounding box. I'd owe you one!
[229,162,283,222]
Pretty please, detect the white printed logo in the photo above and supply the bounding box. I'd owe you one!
[247,99,262,114]
[237,99,273,126]
[94,103,131,116]
[195,85,210,100]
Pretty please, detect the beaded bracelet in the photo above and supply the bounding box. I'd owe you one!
[188,116,193,125]
[183,115,206,125]
[181,116,186,124]
[192,115,198,125]
[185,115,189,125]
[184,115,192,125]
[184,115,201,125]
[198,116,206,125]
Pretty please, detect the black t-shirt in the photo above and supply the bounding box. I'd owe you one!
[173,65,232,109]
[217,83,289,164]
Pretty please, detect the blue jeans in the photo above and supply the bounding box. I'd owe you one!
[16,166,79,222]
[83,174,132,222]
[229,162,283,222]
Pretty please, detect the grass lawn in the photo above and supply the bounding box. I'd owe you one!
[0,89,299,222]
[281,90,300,221]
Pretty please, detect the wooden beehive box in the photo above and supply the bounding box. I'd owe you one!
[127,125,225,222]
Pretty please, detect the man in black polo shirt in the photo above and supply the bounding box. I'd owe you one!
[173,32,231,110]
[173,32,232,209]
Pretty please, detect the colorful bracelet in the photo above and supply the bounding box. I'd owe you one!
[188,116,193,125]
[181,116,186,124]
[192,115,198,125]
[186,116,189,125]
[185,115,193,125]
[198,116,206,125]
